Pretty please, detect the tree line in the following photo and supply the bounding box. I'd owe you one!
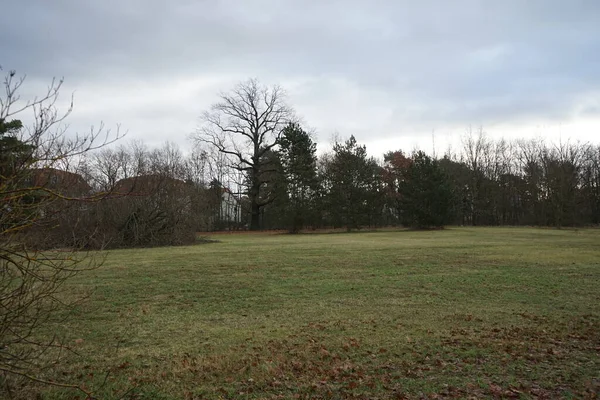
[4,76,599,253]
[191,79,600,231]
[18,119,599,250]
[5,78,599,249]
[236,130,600,231]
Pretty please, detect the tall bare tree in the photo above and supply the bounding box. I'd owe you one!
[194,79,294,230]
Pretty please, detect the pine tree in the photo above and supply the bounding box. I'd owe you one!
[325,136,382,230]
[398,151,452,229]
[277,123,319,232]
[0,118,33,182]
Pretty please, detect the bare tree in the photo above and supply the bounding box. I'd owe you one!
[80,141,206,247]
[184,143,209,186]
[1,68,121,397]
[193,79,294,230]
[461,127,490,225]
[87,145,134,191]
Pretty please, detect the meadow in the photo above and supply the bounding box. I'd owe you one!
[34,227,600,399]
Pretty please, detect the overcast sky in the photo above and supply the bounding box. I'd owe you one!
[2,0,599,156]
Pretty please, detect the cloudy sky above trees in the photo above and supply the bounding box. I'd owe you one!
[2,0,599,156]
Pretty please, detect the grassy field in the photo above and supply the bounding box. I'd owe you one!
[26,228,600,399]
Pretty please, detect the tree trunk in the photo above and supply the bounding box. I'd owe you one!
[249,164,261,231]
[250,201,260,230]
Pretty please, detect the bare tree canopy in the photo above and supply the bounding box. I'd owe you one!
[193,79,295,230]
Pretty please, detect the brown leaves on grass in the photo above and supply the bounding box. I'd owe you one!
[77,314,599,399]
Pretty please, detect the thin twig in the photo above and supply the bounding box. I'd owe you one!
[0,366,93,399]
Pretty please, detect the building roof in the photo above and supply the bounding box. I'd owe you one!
[113,174,189,196]
[28,167,92,196]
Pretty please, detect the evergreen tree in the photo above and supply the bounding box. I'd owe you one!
[399,151,452,229]
[278,123,319,232]
[0,118,32,182]
[325,136,382,230]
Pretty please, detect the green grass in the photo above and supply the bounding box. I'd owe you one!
[24,228,600,398]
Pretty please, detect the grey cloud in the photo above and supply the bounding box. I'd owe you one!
[1,0,599,149]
